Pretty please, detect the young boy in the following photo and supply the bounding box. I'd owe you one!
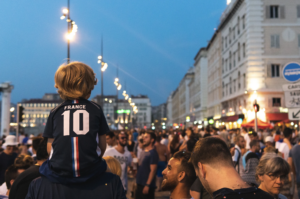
[40,62,109,184]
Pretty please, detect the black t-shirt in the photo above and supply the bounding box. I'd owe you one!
[127,142,135,152]
[25,172,126,199]
[213,187,273,199]
[43,99,109,177]
[190,178,212,199]
[0,152,18,184]
[9,165,40,199]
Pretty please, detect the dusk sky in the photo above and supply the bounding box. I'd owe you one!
[0,1,227,106]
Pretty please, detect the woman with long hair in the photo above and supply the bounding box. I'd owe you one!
[169,134,181,157]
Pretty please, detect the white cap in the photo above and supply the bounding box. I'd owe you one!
[3,135,19,147]
[265,136,274,143]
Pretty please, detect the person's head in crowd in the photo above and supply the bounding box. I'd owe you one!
[161,151,196,194]
[264,136,274,148]
[187,137,199,153]
[264,146,278,154]
[3,135,18,155]
[103,156,122,177]
[106,131,115,147]
[5,165,19,196]
[32,137,42,155]
[249,131,258,141]
[54,62,97,100]
[283,127,293,140]
[170,134,180,149]
[186,127,195,138]
[156,135,162,143]
[116,131,128,147]
[35,137,49,162]
[143,131,156,147]
[14,154,34,173]
[250,140,260,153]
[235,135,245,149]
[190,137,238,194]
[256,153,290,198]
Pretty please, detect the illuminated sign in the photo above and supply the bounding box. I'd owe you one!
[208,119,214,125]
[117,109,131,114]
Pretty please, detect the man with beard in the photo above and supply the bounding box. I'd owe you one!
[190,137,274,199]
[161,151,196,199]
[104,131,132,193]
[135,132,158,199]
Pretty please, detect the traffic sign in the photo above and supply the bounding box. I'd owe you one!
[284,91,300,107]
[288,108,300,120]
[282,83,300,91]
[282,62,300,82]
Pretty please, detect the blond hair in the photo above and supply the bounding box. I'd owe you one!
[54,62,97,100]
[103,156,122,177]
[14,154,34,170]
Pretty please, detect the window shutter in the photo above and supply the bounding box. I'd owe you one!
[280,6,285,19]
[280,65,284,77]
[266,6,270,18]
[271,35,275,47]
[276,35,280,48]
[267,64,272,77]
[297,5,300,18]
[298,34,300,48]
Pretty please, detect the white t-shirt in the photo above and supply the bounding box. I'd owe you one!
[243,133,251,150]
[275,142,290,161]
[0,183,7,196]
[160,138,168,147]
[104,147,132,190]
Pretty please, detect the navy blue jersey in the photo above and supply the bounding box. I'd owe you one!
[43,99,109,178]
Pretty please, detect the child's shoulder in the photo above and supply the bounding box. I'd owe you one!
[88,100,102,110]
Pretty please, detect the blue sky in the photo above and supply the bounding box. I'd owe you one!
[0,0,226,106]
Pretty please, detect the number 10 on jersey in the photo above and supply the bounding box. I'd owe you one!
[62,110,90,136]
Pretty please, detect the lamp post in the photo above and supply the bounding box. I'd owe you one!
[60,0,78,63]
[98,53,108,108]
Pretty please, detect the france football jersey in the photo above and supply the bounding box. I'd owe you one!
[43,99,109,178]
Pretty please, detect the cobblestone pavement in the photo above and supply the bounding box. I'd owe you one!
[127,177,170,199]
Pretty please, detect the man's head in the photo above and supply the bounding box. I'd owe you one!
[116,131,128,147]
[283,127,293,139]
[161,151,196,192]
[249,131,258,141]
[3,135,18,154]
[250,140,260,153]
[265,136,274,148]
[106,131,115,147]
[5,165,19,191]
[143,132,156,147]
[190,137,233,194]
[235,135,245,149]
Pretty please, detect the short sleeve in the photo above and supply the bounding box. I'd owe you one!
[98,107,110,136]
[190,178,202,192]
[150,151,159,165]
[232,149,239,162]
[43,112,54,138]
[127,153,133,165]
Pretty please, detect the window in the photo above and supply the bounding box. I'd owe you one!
[229,77,232,94]
[271,64,280,77]
[272,98,281,107]
[233,79,236,92]
[271,35,280,48]
[298,34,300,48]
[229,52,232,70]
[233,27,235,40]
[233,52,236,67]
[270,6,279,18]
[222,58,224,73]
[238,43,240,61]
[243,74,246,88]
[242,15,246,29]
[298,5,300,18]
[222,82,225,97]
[238,72,241,89]
[225,37,227,48]
[243,43,246,57]
[237,17,240,34]
[229,28,231,44]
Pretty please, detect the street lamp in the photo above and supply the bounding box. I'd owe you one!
[60,0,78,63]
[98,55,108,107]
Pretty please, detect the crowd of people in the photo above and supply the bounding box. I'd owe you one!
[0,62,299,199]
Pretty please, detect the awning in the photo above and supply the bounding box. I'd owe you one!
[241,119,272,129]
[266,113,288,121]
[221,115,239,122]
